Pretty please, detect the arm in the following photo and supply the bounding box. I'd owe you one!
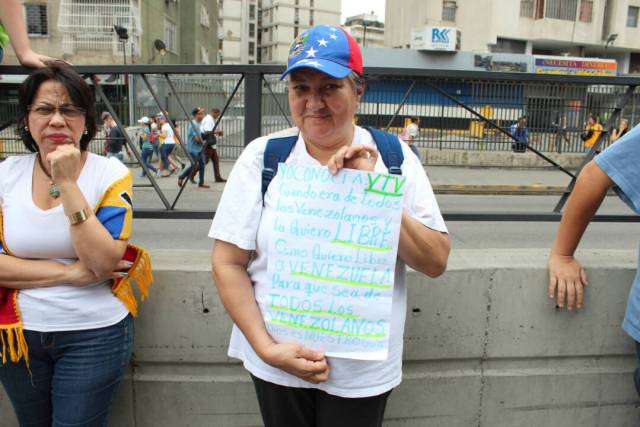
[211,240,329,384]
[0,255,114,289]
[548,160,614,310]
[0,0,56,67]
[49,146,128,278]
[398,214,450,277]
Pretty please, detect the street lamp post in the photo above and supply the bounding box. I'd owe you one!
[604,33,618,59]
[114,25,129,64]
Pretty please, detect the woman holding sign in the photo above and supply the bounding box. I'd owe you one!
[210,24,450,427]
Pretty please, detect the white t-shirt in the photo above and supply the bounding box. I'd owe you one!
[209,126,447,398]
[0,153,129,332]
[407,123,419,139]
[200,114,215,133]
[161,122,176,145]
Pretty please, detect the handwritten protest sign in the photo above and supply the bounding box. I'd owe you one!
[265,163,405,360]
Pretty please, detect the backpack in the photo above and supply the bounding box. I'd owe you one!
[261,126,404,201]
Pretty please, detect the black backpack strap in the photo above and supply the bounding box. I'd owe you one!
[363,126,404,175]
[262,135,298,202]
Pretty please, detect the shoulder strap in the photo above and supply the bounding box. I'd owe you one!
[363,126,403,175]
[262,135,298,201]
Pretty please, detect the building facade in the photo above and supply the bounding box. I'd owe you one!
[217,0,259,64]
[1,0,218,65]
[344,12,385,49]
[385,0,640,73]
[259,0,341,64]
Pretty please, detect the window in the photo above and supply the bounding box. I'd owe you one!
[249,23,255,37]
[200,4,210,28]
[164,18,178,53]
[491,38,527,53]
[628,6,639,27]
[442,0,457,21]
[579,0,592,22]
[249,41,255,55]
[24,4,48,36]
[545,0,577,21]
[520,0,534,17]
[249,4,255,19]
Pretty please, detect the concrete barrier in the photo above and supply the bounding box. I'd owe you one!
[423,149,585,169]
[1,249,639,426]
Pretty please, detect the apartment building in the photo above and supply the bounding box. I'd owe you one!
[259,0,341,64]
[344,12,385,49]
[385,0,640,73]
[217,0,259,64]
[1,0,218,65]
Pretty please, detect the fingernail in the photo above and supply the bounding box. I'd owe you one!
[117,272,128,277]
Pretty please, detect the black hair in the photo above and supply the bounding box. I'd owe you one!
[17,62,97,152]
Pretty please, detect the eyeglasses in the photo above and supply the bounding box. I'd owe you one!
[28,104,86,120]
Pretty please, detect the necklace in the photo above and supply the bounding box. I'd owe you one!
[36,154,61,198]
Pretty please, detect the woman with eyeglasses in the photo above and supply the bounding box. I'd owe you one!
[0,62,152,426]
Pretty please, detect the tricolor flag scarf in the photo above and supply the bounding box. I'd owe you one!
[0,172,153,365]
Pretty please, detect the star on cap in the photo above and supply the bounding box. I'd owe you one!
[329,34,338,40]
[329,27,337,32]
[318,38,328,47]
[305,47,317,57]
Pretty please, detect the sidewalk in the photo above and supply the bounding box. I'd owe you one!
[131,161,575,198]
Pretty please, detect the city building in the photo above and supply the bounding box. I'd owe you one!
[385,0,640,73]
[217,0,259,64]
[1,0,218,65]
[344,12,385,49]
[259,0,342,64]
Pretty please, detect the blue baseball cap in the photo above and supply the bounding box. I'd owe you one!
[280,24,363,80]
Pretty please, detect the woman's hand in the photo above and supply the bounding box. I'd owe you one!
[47,145,83,186]
[548,253,588,311]
[327,144,378,175]
[259,342,330,384]
[65,260,133,287]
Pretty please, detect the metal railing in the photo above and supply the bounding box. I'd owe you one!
[1,64,639,221]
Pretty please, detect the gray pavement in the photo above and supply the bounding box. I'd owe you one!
[126,160,638,252]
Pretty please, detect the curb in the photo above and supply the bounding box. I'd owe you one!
[432,184,567,195]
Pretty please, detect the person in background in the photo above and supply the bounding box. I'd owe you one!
[0,0,57,67]
[610,118,630,143]
[210,24,450,427]
[178,107,209,189]
[582,114,603,150]
[157,114,178,176]
[510,116,529,153]
[200,108,226,182]
[138,116,159,178]
[104,114,126,162]
[0,62,152,427]
[548,122,640,395]
[400,117,421,159]
[150,116,159,163]
[170,119,186,171]
[553,111,570,154]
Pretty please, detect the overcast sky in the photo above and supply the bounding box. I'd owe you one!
[341,0,386,23]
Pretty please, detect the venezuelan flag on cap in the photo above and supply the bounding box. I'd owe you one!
[281,24,363,80]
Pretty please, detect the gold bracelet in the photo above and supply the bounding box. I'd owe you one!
[68,208,92,226]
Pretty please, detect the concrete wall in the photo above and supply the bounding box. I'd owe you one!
[422,149,585,169]
[1,249,639,426]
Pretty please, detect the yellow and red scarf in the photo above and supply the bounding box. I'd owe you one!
[0,173,153,365]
